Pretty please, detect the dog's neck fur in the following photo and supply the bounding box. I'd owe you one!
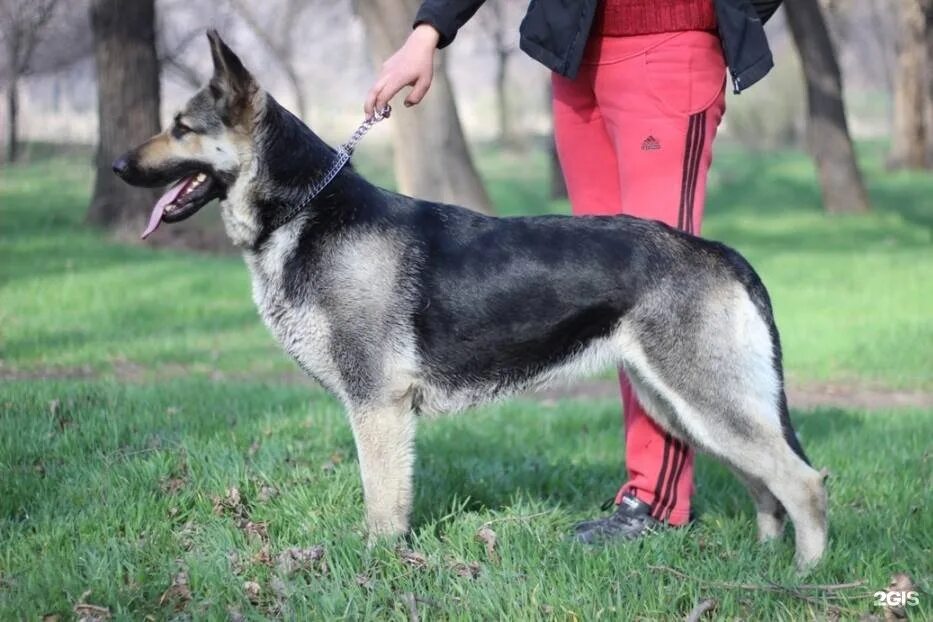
[221,93,371,251]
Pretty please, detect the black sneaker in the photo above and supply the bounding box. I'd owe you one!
[572,493,666,544]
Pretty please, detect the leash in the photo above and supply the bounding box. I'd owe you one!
[269,105,392,230]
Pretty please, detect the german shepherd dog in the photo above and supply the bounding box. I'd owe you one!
[113,31,827,570]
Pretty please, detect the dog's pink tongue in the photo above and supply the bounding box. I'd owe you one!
[140,177,191,239]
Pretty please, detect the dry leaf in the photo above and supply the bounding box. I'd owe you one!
[270,576,289,600]
[48,398,72,431]
[883,573,915,622]
[888,573,915,593]
[252,543,273,567]
[275,545,326,576]
[243,580,261,604]
[449,560,481,579]
[160,477,186,495]
[227,550,245,575]
[41,615,61,622]
[475,526,499,562]
[158,569,191,611]
[397,547,429,569]
[73,590,111,622]
[240,520,268,542]
[258,485,278,503]
[213,487,247,518]
[176,520,198,551]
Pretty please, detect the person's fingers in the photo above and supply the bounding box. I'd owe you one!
[375,78,406,115]
[364,76,389,117]
[404,73,432,107]
[364,86,379,117]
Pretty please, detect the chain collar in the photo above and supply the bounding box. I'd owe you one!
[267,105,391,232]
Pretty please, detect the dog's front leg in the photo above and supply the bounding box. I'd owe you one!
[348,403,416,541]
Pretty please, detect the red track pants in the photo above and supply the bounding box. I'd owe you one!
[552,31,726,525]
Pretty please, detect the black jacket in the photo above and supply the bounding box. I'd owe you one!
[414,0,782,93]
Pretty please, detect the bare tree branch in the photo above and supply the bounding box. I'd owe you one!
[0,0,63,76]
[0,0,67,161]
[226,0,312,119]
[159,25,209,88]
[474,0,522,144]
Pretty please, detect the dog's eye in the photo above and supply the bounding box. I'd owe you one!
[172,122,194,139]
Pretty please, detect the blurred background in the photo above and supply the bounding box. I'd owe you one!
[2,0,931,229]
[0,0,930,388]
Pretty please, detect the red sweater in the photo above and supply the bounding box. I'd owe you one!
[595,0,717,36]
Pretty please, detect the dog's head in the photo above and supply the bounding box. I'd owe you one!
[113,30,261,238]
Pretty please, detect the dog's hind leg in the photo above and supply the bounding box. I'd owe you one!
[348,401,417,540]
[623,369,793,546]
[618,289,827,570]
[722,431,827,571]
[733,471,786,542]
[626,369,827,571]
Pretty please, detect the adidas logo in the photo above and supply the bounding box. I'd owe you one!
[641,136,661,151]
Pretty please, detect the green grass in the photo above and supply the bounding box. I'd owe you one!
[2,382,930,620]
[1,142,931,619]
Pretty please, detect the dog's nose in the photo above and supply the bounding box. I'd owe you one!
[112,155,130,177]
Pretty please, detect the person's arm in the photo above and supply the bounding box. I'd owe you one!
[414,0,488,48]
[751,0,783,23]
[364,0,486,117]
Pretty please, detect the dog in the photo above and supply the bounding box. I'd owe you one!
[113,31,827,570]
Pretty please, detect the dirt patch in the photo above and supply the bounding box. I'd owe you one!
[0,363,97,381]
[3,361,930,411]
[533,377,933,411]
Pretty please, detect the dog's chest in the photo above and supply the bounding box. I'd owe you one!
[245,230,344,397]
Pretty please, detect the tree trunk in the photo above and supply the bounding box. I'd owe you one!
[785,0,870,213]
[549,133,567,200]
[87,0,161,231]
[281,62,308,120]
[495,49,510,145]
[356,0,494,215]
[887,0,929,170]
[6,77,18,162]
[925,0,933,162]
[546,80,567,200]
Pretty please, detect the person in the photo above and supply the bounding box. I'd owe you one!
[365,0,782,543]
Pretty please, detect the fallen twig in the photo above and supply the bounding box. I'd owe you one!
[480,509,554,529]
[685,598,716,622]
[649,565,870,615]
[400,592,418,622]
[649,565,865,592]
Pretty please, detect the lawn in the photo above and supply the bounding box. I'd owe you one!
[1,142,931,620]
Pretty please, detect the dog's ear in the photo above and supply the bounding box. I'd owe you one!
[206,29,257,126]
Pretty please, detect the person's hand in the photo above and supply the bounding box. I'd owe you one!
[365,23,439,118]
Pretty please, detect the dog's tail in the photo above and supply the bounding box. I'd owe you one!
[775,375,810,464]
[719,243,811,465]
